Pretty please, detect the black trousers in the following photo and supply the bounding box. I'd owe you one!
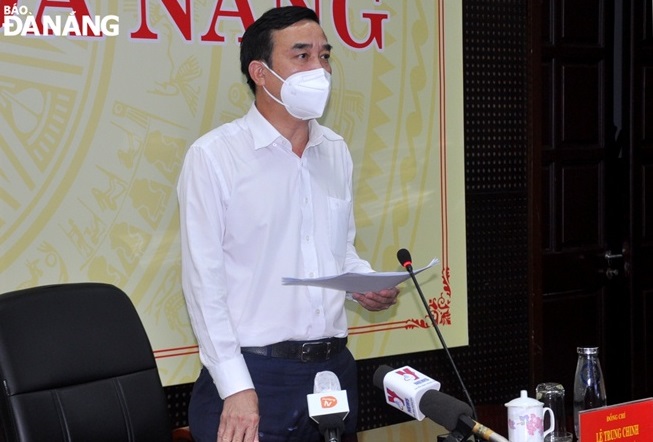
[188,347,359,442]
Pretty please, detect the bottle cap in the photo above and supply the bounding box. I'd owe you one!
[577,347,599,355]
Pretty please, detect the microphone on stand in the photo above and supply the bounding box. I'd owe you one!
[306,371,349,442]
[371,364,441,421]
[373,365,510,442]
[396,248,478,421]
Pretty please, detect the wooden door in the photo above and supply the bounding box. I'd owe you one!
[630,0,653,398]
[536,0,635,409]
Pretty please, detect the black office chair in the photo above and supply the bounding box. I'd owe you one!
[0,282,175,442]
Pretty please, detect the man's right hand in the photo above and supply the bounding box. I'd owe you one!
[217,389,260,442]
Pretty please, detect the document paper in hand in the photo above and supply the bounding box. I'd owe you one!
[282,258,439,293]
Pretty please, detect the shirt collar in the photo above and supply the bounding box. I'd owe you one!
[245,103,329,151]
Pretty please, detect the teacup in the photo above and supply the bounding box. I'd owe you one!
[505,390,555,442]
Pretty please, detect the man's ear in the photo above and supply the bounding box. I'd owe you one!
[249,61,267,88]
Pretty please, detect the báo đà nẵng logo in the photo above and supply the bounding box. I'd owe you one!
[2,4,119,37]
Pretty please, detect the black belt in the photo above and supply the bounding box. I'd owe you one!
[241,337,347,362]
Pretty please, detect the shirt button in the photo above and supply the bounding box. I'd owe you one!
[309,272,315,278]
[305,235,310,241]
[315,309,321,315]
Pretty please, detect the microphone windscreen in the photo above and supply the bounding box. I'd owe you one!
[372,365,395,390]
[397,248,412,266]
[314,371,342,393]
[419,390,473,431]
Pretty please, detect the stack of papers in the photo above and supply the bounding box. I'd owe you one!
[282,258,439,293]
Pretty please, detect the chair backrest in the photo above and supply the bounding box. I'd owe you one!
[0,283,171,442]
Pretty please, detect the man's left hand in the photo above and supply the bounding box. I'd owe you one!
[352,287,400,311]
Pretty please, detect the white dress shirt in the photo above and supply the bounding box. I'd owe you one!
[177,104,373,399]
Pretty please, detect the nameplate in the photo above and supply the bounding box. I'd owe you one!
[579,398,653,441]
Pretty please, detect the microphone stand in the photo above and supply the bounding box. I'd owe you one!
[400,254,478,441]
[325,428,340,442]
[320,421,343,442]
[442,431,469,442]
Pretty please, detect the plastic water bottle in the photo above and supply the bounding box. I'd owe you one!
[573,347,607,438]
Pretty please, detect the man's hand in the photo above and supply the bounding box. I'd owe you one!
[217,389,260,442]
[352,287,400,311]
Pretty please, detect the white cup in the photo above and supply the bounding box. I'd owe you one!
[505,390,555,442]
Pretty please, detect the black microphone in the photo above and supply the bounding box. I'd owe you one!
[397,248,413,272]
[396,248,478,422]
[374,365,509,442]
[420,389,510,442]
[306,371,349,442]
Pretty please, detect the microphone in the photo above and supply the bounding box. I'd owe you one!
[374,365,509,442]
[397,248,413,272]
[372,364,441,421]
[422,390,510,442]
[396,248,478,422]
[306,371,349,442]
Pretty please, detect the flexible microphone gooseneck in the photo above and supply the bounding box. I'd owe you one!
[396,248,478,422]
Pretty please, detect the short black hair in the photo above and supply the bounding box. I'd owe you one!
[240,6,320,94]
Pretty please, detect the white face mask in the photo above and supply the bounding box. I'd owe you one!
[262,63,331,120]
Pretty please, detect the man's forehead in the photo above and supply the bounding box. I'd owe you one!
[272,21,329,48]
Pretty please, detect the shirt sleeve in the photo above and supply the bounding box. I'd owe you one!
[177,144,253,399]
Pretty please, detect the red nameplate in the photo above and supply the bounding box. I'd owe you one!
[578,398,653,441]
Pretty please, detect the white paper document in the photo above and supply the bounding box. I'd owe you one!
[282,258,439,293]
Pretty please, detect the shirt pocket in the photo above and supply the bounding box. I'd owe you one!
[327,196,352,265]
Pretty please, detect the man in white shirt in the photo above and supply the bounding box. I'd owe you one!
[177,6,400,442]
